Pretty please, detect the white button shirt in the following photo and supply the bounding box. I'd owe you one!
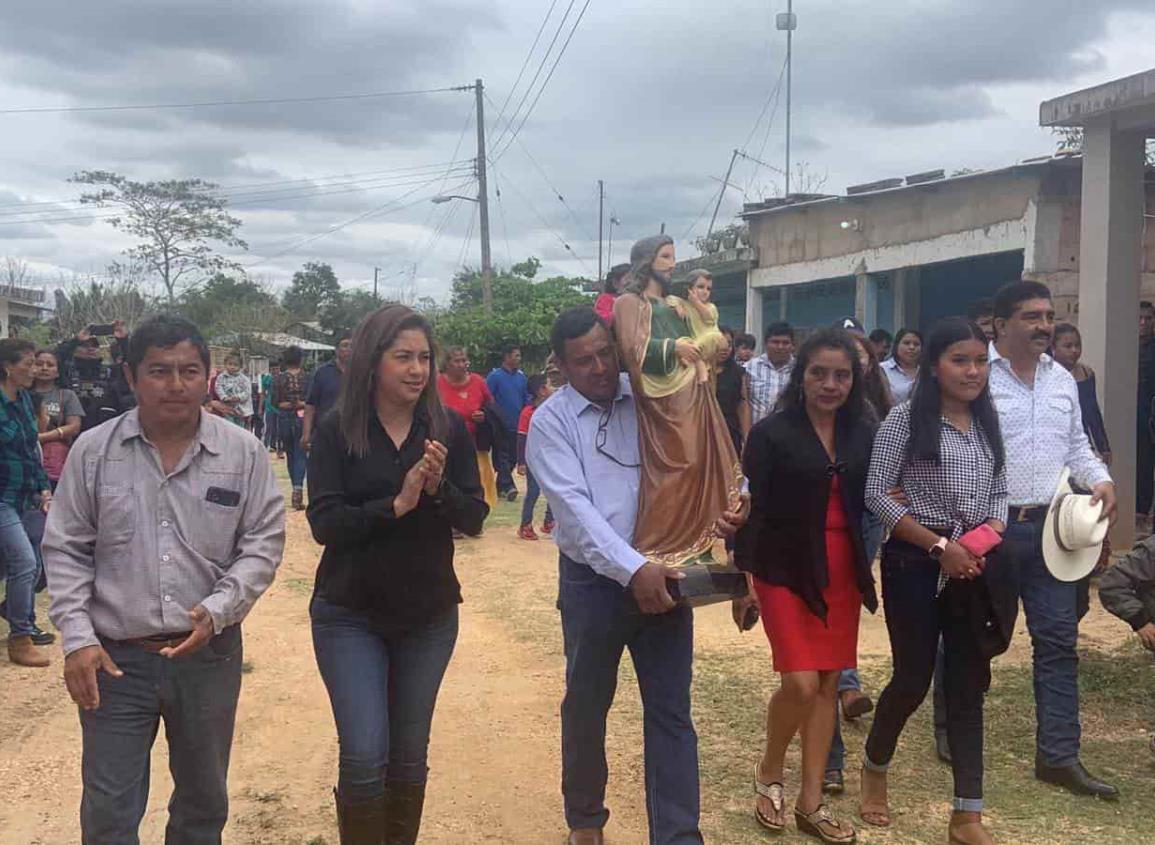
[988,345,1111,506]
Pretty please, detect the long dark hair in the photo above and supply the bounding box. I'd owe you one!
[852,334,893,421]
[338,304,448,457]
[777,328,867,424]
[907,317,1004,474]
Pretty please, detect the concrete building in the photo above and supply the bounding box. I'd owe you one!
[1041,68,1155,547]
[676,154,1155,344]
[0,283,50,337]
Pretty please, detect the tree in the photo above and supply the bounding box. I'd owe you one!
[179,273,280,338]
[70,171,247,305]
[282,261,342,320]
[50,268,154,340]
[435,260,592,371]
[319,289,384,340]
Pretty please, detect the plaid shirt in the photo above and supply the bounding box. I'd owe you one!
[744,354,795,423]
[0,388,50,511]
[865,401,1008,542]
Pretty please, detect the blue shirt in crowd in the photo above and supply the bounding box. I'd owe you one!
[526,374,645,586]
[486,366,529,429]
[307,360,344,420]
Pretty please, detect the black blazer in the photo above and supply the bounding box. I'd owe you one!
[735,407,879,621]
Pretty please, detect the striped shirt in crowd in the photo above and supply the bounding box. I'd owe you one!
[744,354,795,423]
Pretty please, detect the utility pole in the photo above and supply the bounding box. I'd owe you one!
[707,149,740,239]
[778,1,797,198]
[597,180,605,282]
[373,266,379,300]
[474,78,494,311]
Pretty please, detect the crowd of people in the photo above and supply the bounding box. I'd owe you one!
[0,236,1153,845]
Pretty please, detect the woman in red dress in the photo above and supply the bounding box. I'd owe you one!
[437,346,499,511]
[735,327,878,844]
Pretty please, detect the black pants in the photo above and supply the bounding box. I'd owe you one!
[1138,418,1154,516]
[865,541,991,806]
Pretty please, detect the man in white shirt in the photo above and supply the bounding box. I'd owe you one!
[744,321,795,423]
[985,280,1118,800]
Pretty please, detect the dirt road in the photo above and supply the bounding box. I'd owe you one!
[0,498,1132,844]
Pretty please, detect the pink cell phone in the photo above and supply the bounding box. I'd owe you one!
[958,524,1002,558]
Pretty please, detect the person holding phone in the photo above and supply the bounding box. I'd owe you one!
[54,320,135,431]
[859,317,1008,845]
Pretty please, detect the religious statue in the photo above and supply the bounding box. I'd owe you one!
[613,235,744,566]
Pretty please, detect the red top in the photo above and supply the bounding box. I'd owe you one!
[594,292,618,325]
[437,373,492,438]
[518,404,536,436]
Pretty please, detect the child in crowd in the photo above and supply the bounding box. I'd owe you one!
[214,351,254,428]
[679,269,725,384]
[517,374,555,541]
[1099,537,1155,753]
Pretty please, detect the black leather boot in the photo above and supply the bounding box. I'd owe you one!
[1035,761,1119,800]
[384,781,427,845]
[335,788,386,845]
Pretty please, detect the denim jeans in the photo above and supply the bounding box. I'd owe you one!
[826,510,884,772]
[520,469,554,526]
[864,541,990,811]
[983,520,1081,766]
[263,409,280,450]
[79,626,244,844]
[311,595,459,801]
[0,501,38,637]
[280,412,307,489]
[558,554,703,845]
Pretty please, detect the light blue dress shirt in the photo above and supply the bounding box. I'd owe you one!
[526,374,646,586]
[880,357,918,404]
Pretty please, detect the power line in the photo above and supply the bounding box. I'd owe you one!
[491,170,514,268]
[489,0,561,133]
[456,204,479,270]
[0,160,469,216]
[244,176,471,266]
[0,85,461,115]
[490,160,590,275]
[491,0,592,164]
[488,0,577,156]
[0,170,475,228]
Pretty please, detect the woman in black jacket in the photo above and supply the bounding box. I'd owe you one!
[736,328,877,844]
[307,304,488,844]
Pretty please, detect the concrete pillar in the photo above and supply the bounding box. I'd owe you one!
[1079,121,1146,547]
[779,286,789,320]
[855,268,878,330]
[745,282,764,348]
[892,267,921,330]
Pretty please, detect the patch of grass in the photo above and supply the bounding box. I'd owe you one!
[689,644,1155,845]
[241,660,255,674]
[305,837,329,845]
[280,577,315,595]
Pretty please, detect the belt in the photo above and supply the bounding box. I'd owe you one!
[111,632,194,653]
[1009,505,1048,524]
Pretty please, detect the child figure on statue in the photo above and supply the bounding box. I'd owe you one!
[675,269,725,384]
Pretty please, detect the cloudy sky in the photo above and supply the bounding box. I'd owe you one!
[1,0,1153,303]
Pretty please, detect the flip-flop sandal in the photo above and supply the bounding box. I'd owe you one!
[795,804,857,844]
[754,765,786,832]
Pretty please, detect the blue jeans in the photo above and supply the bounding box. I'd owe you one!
[520,469,554,526]
[280,412,307,488]
[311,595,459,801]
[0,502,38,637]
[263,409,280,450]
[79,626,243,844]
[984,520,1081,766]
[558,554,703,845]
[826,510,883,772]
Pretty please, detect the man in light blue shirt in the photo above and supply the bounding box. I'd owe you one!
[528,307,744,845]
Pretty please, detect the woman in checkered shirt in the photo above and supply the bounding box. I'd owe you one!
[859,317,1008,845]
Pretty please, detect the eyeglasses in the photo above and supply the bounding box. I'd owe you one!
[595,402,640,469]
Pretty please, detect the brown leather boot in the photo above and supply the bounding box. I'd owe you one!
[7,635,50,668]
[383,781,426,845]
[291,488,304,511]
[949,811,996,845]
[334,788,386,845]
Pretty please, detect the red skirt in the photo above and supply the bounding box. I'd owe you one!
[754,479,862,673]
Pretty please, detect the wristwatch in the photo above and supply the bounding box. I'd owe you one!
[927,537,948,561]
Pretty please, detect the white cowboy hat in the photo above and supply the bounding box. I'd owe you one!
[1042,468,1108,582]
